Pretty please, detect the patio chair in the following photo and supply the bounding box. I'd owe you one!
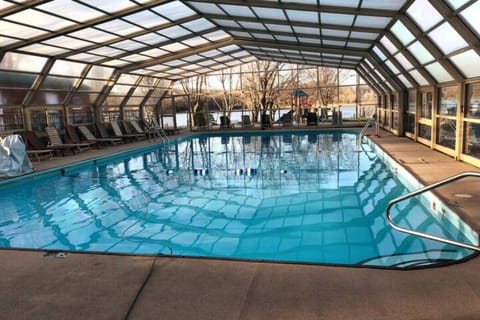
[241,115,252,128]
[111,120,145,142]
[45,127,91,155]
[129,120,156,140]
[66,125,98,149]
[220,115,231,128]
[21,131,54,161]
[78,125,122,145]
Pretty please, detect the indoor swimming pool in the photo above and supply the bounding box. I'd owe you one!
[0,130,477,268]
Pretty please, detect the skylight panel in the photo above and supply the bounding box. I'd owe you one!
[219,45,240,53]
[203,30,230,41]
[254,33,275,40]
[50,60,86,77]
[355,16,391,28]
[407,0,443,31]
[283,0,316,4]
[407,41,434,64]
[239,21,266,30]
[385,60,400,74]
[373,46,387,61]
[323,40,346,46]
[380,36,398,55]
[88,46,125,56]
[275,35,297,42]
[102,59,129,67]
[37,0,105,22]
[0,36,20,46]
[0,20,48,38]
[42,36,91,50]
[69,28,118,43]
[394,52,414,70]
[390,21,415,45]
[287,10,319,23]
[161,42,189,52]
[230,31,251,38]
[123,10,168,28]
[182,18,215,32]
[68,53,104,63]
[321,0,360,7]
[110,39,146,51]
[96,19,143,36]
[425,62,454,82]
[409,69,429,86]
[398,74,413,88]
[446,0,469,10]
[298,37,320,44]
[213,19,240,28]
[182,36,209,47]
[140,48,169,58]
[322,29,349,37]
[361,0,407,10]
[19,44,69,55]
[134,33,168,45]
[251,7,286,20]
[460,1,480,37]
[428,22,468,55]
[78,0,138,13]
[159,25,191,38]
[201,49,221,58]
[449,49,480,78]
[188,2,224,15]
[293,26,320,35]
[347,42,370,49]
[220,4,255,18]
[320,12,353,26]
[4,9,76,31]
[123,54,150,62]
[266,24,293,33]
[350,31,379,40]
[152,1,196,20]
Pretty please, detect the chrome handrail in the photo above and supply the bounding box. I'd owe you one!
[386,171,480,251]
[357,117,378,147]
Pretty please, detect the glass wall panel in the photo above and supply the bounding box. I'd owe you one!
[40,76,76,90]
[408,90,417,112]
[420,92,432,119]
[0,107,23,131]
[405,113,415,134]
[0,88,28,105]
[466,83,480,119]
[463,122,480,158]
[418,123,432,140]
[30,92,69,105]
[436,118,456,149]
[67,106,93,124]
[30,110,47,131]
[0,52,47,73]
[438,86,458,116]
[0,71,36,88]
[70,93,99,105]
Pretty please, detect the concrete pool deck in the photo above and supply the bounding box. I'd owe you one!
[1,128,480,320]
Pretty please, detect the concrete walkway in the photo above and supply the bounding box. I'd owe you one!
[1,129,480,320]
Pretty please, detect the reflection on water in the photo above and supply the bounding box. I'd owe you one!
[0,131,473,268]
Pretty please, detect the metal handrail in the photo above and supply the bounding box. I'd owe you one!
[386,171,480,251]
[357,117,377,147]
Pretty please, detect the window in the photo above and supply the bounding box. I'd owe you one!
[420,92,432,119]
[466,83,480,119]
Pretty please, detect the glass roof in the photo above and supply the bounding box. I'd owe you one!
[0,0,477,91]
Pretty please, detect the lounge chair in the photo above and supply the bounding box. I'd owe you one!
[78,125,122,145]
[111,121,145,142]
[241,115,252,128]
[21,131,54,161]
[220,115,231,128]
[66,125,98,149]
[45,127,91,155]
[307,112,318,126]
[129,120,156,140]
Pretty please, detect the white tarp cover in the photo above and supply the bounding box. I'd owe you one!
[0,134,33,178]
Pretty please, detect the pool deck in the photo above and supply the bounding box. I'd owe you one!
[2,127,480,320]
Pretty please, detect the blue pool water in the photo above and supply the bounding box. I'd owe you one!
[0,130,476,268]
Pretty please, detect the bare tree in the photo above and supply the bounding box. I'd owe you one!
[180,74,206,126]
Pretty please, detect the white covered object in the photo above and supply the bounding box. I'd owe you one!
[0,134,33,178]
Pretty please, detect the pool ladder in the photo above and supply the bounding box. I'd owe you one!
[357,117,378,148]
[386,171,480,251]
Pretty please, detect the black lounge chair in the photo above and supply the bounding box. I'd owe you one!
[45,127,91,155]
[66,125,98,149]
[77,125,122,145]
[21,131,54,161]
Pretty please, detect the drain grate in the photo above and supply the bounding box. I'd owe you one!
[43,251,69,258]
